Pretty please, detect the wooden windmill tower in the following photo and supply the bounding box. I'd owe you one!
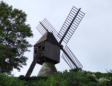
[25,6,85,77]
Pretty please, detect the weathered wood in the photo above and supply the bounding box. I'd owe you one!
[25,59,37,77]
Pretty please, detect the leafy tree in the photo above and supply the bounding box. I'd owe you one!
[0,1,33,73]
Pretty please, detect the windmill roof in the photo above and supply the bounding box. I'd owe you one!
[36,32,59,46]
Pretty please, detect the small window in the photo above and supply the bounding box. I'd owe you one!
[42,47,45,50]
[38,45,41,49]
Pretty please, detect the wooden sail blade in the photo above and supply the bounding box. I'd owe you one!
[65,46,83,68]
[62,53,75,69]
[58,7,85,45]
[61,45,83,69]
[36,22,48,35]
[38,19,61,42]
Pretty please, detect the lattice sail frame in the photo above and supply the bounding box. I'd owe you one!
[62,45,83,69]
[58,7,85,44]
[36,19,61,42]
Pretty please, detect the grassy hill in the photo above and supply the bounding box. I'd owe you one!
[0,69,112,86]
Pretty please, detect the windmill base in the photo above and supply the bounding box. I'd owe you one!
[38,62,57,77]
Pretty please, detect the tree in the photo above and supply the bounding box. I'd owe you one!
[0,1,33,73]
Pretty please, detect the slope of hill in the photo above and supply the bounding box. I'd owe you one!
[0,69,112,86]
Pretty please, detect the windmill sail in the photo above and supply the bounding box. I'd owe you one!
[58,7,85,44]
[37,19,61,41]
[36,22,47,35]
[61,45,83,69]
[62,53,74,69]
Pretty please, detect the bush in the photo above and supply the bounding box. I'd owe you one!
[0,70,112,86]
[0,73,24,86]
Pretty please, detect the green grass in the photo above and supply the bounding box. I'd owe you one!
[0,69,112,86]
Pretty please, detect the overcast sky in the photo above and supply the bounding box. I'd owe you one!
[2,0,112,76]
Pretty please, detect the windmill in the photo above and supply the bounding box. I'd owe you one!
[25,6,85,77]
